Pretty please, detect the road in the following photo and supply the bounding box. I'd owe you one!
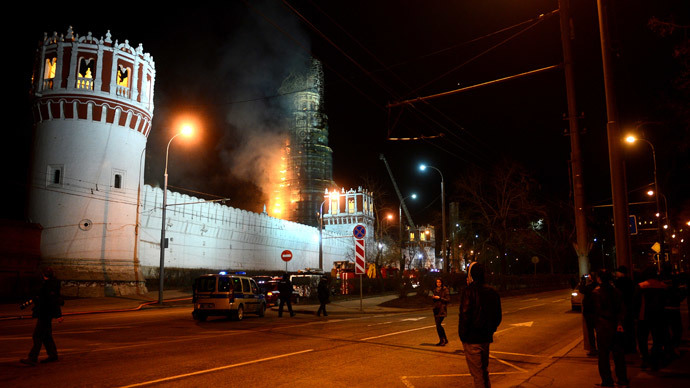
[0,289,581,387]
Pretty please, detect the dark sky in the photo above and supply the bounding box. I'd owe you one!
[5,0,689,228]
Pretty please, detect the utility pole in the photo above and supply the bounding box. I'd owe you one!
[559,0,590,276]
[597,0,632,271]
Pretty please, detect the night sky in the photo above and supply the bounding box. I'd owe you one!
[5,1,689,230]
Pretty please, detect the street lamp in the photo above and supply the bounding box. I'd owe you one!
[419,164,447,271]
[625,134,665,268]
[400,194,416,272]
[159,125,194,304]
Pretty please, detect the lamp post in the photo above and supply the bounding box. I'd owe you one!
[399,194,416,273]
[159,125,193,304]
[420,164,447,271]
[625,135,664,269]
[319,196,328,270]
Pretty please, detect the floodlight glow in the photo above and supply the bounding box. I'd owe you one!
[625,135,636,143]
[419,164,427,171]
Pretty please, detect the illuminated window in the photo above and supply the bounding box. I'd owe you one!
[77,58,95,90]
[330,199,338,214]
[116,65,130,88]
[44,57,56,79]
[420,232,426,242]
[409,232,415,241]
[348,199,355,214]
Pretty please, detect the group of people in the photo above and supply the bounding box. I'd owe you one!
[276,273,331,318]
[433,262,503,388]
[578,264,687,387]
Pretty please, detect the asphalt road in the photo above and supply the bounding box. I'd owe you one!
[0,289,581,387]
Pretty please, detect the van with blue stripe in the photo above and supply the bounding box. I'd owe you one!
[192,272,266,321]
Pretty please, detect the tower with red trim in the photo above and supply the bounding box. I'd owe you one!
[29,27,154,296]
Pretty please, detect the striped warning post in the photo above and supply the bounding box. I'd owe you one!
[355,238,365,275]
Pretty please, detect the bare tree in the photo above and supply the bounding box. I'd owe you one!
[454,161,543,274]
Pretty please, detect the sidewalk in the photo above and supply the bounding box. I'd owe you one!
[499,310,690,388]
[0,289,194,321]
[0,290,416,321]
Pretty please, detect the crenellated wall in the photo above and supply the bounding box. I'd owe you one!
[138,185,355,276]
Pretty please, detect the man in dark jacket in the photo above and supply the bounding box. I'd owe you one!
[593,269,629,387]
[278,273,295,317]
[458,262,502,388]
[579,271,599,356]
[316,276,329,317]
[21,267,63,366]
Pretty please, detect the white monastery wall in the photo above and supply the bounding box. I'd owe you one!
[138,185,354,273]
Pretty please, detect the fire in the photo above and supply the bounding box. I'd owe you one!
[268,147,288,218]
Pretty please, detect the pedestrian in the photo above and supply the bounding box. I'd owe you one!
[660,263,684,359]
[21,267,64,366]
[316,276,329,317]
[593,269,629,387]
[432,278,450,346]
[636,265,667,370]
[278,273,295,317]
[614,265,636,353]
[579,271,598,356]
[458,262,502,388]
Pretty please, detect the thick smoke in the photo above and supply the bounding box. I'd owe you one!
[217,1,310,210]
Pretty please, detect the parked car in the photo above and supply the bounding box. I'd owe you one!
[570,288,583,311]
[192,272,266,321]
[259,280,300,306]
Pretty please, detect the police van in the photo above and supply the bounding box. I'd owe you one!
[192,272,266,321]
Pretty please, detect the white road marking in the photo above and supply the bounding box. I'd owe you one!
[490,354,528,372]
[401,317,427,322]
[360,325,436,341]
[367,321,393,327]
[491,350,552,358]
[510,321,534,327]
[118,349,314,387]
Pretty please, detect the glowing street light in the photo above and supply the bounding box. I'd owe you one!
[625,134,664,269]
[419,163,447,271]
[159,124,195,304]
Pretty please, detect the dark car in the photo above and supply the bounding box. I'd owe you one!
[259,280,300,306]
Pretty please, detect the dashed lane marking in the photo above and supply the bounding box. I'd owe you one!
[401,371,525,388]
[118,349,314,387]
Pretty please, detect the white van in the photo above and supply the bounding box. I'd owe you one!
[192,273,266,321]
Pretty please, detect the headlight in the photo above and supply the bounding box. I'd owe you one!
[571,292,578,297]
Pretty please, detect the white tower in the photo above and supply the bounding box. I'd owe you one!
[29,27,155,296]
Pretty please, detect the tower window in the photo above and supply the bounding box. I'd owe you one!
[47,164,64,187]
[117,64,130,88]
[348,199,355,214]
[112,169,125,190]
[77,58,95,90]
[43,57,57,90]
[44,57,57,79]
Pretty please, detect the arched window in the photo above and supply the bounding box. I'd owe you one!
[77,58,95,90]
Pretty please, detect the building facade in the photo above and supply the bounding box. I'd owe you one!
[29,28,155,296]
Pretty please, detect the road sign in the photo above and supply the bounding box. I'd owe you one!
[281,250,293,262]
[355,238,366,275]
[353,225,367,239]
[629,215,637,235]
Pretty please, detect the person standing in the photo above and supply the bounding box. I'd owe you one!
[614,266,636,353]
[432,278,450,346]
[21,268,63,366]
[316,276,329,317]
[458,262,502,388]
[593,269,629,387]
[278,273,295,317]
